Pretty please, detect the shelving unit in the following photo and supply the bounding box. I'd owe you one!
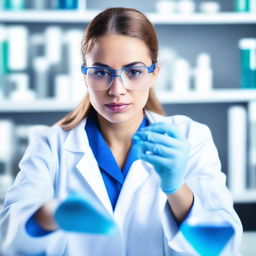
[233,191,256,203]
[157,89,256,104]
[1,1,256,207]
[0,89,256,113]
[0,11,256,24]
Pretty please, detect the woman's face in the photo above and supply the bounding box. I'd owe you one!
[85,34,158,125]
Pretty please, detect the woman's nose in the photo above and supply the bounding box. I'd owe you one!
[108,75,127,95]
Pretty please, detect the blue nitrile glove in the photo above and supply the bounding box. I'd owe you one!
[54,192,116,234]
[132,123,189,194]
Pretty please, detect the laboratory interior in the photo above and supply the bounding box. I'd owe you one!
[0,0,256,255]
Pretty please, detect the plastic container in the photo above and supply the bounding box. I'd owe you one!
[172,58,191,93]
[57,0,78,9]
[194,53,213,92]
[3,0,25,10]
[199,1,221,13]
[239,38,256,89]
[176,0,196,14]
[235,0,249,12]
[155,0,176,14]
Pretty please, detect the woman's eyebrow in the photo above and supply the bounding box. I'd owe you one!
[92,61,146,68]
[122,61,146,68]
[92,62,109,67]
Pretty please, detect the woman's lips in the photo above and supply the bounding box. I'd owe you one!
[105,103,130,112]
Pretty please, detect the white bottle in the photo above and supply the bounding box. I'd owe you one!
[172,58,191,94]
[228,105,247,195]
[155,0,177,14]
[199,1,221,13]
[65,29,86,101]
[0,120,15,178]
[194,53,213,93]
[250,0,256,12]
[78,0,87,10]
[55,74,71,101]
[45,26,63,65]
[157,47,176,93]
[7,26,28,71]
[176,0,196,14]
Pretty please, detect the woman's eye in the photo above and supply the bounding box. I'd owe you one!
[94,69,111,78]
[126,68,143,77]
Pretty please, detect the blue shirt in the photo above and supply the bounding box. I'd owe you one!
[85,110,149,210]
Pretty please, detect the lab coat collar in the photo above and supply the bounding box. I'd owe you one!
[144,110,167,124]
[63,110,164,153]
[63,119,88,153]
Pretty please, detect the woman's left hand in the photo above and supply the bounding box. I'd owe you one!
[133,123,189,194]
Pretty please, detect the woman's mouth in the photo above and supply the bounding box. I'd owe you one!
[105,103,130,112]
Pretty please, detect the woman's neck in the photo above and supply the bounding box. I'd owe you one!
[97,112,144,169]
[97,112,144,148]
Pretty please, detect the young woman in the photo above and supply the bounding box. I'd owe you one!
[0,7,242,256]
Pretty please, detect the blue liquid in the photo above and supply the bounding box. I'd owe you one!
[181,222,235,256]
[54,192,116,234]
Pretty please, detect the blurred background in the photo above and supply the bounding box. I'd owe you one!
[0,0,256,254]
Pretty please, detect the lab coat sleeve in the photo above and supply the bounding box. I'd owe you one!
[161,119,243,256]
[0,126,67,256]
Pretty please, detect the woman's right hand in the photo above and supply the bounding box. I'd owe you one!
[35,199,59,231]
[53,192,116,234]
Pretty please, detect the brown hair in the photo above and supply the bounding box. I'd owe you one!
[57,7,165,130]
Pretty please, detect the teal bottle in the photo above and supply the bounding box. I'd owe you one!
[0,28,8,98]
[57,0,78,9]
[239,39,256,89]
[3,0,25,10]
[0,30,8,75]
[235,0,249,12]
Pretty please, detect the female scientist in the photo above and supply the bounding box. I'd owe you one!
[0,7,242,256]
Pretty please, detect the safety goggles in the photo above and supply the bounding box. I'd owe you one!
[81,63,156,91]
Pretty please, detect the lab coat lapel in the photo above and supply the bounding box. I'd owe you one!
[63,119,113,215]
[114,160,152,227]
[76,153,113,215]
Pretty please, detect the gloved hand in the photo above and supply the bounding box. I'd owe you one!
[54,192,116,234]
[132,123,189,194]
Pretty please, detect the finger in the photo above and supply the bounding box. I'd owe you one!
[141,122,183,139]
[140,153,172,174]
[138,140,177,158]
[134,130,182,148]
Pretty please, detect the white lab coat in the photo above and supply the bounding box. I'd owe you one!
[0,111,242,256]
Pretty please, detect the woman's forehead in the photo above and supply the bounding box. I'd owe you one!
[86,35,151,67]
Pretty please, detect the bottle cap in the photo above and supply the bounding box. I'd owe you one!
[196,53,211,67]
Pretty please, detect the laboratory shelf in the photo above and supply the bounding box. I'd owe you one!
[148,12,256,25]
[1,89,256,112]
[157,89,256,104]
[0,11,256,24]
[233,190,256,203]
[0,99,79,112]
